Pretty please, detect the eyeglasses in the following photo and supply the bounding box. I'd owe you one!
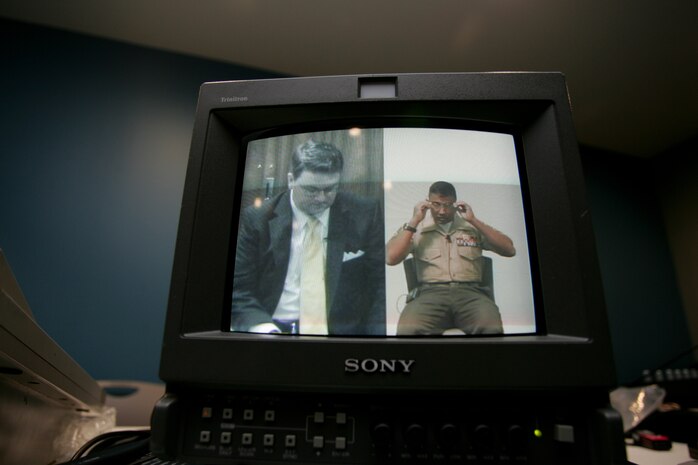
[428,200,456,210]
[297,184,339,195]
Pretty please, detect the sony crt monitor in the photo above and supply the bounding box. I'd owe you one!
[152,73,626,464]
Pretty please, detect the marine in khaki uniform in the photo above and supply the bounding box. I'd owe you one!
[386,181,516,335]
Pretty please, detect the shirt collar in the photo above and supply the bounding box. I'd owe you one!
[437,222,453,234]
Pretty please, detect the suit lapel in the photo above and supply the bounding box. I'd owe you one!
[268,192,293,271]
[326,195,348,315]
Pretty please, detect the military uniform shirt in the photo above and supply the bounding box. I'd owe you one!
[409,214,485,283]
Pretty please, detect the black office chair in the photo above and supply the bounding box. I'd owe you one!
[401,256,495,335]
[402,255,495,301]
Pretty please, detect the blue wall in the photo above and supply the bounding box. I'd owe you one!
[0,19,281,382]
[1,19,690,385]
[581,147,691,384]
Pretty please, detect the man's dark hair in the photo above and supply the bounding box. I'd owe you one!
[291,140,344,179]
[429,181,457,199]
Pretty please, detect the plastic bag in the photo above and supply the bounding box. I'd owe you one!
[609,384,666,432]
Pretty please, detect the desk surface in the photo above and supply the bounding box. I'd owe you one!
[627,444,695,465]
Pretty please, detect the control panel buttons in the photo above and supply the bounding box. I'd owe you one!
[404,423,427,449]
[284,434,297,448]
[179,394,573,464]
[554,424,575,443]
[507,425,526,453]
[372,422,392,447]
[263,434,275,447]
[313,436,325,449]
[473,424,495,452]
[437,423,459,449]
[241,433,254,446]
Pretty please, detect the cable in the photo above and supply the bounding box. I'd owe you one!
[654,344,698,372]
[58,430,151,465]
[629,343,698,386]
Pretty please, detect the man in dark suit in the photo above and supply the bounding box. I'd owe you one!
[231,140,386,335]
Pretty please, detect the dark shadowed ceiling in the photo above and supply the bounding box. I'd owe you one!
[2,0,696,157]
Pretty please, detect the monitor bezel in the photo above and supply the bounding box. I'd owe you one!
[159,73,615,392]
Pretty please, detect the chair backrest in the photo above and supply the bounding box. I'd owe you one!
[403,256,420,293]
[403,256,495,301]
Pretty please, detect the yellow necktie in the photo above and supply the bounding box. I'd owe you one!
[300,218,328,334]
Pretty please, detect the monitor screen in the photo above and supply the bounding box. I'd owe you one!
[231,126,536,337]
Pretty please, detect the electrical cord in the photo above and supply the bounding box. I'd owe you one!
[654,344,698,372]
[629,343,698,386]
[57,430,151,465]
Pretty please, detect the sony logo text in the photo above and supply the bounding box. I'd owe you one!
[344,358,415,374]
